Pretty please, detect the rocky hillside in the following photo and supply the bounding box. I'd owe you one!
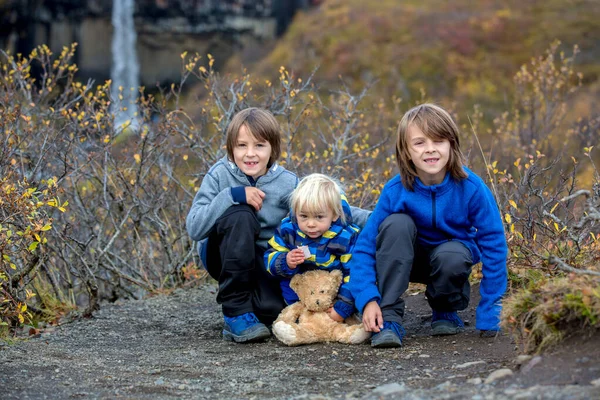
[242,0,600,113]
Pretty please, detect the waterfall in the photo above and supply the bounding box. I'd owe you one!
[111,0,139,131]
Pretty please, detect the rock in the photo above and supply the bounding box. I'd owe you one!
[453,360,486,369]
[372,383,406,395]
[484,368,513,384]
[467,377,483,385]
[515,354,533,365]
[521,356,543,373]
[591,378,600,387]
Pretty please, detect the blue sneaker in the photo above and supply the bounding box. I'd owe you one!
[431,310,464,336]
[223,312,271,343]
[371,321,405,348]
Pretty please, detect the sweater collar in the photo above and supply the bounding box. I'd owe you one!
[413,171,454,195]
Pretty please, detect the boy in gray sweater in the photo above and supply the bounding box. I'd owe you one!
[186,108,298,343]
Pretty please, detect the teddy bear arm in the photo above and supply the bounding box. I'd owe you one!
[275,302,304,324]
[332,322,371,345]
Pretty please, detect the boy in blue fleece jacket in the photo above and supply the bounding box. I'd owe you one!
[265,173,362,323]
[348,103,508,348]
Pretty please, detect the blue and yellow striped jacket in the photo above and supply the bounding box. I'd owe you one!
[264,196,361,319]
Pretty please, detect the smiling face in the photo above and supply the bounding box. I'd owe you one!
[232,124,272,179]
[407,123,451,186]
[297,208,336,239]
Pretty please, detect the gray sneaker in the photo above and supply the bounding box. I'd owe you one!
[371,322,404,348]
[431,319,464,336]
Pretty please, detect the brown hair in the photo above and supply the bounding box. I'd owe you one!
[395,103,467,190]
[225,107,281,166]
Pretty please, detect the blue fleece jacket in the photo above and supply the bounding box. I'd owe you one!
[265,195,361,319]
[348,168,508,331]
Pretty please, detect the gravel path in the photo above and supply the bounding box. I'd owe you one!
[1,283,599,399]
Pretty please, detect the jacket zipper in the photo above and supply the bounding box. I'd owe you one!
[431,191,437,229]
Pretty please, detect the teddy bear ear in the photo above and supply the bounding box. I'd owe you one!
[290,273,303,292]
[330,270,343,287]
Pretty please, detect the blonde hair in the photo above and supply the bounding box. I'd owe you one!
[290,174,346,225]
[226,107,281,166]
[396,103,467,190]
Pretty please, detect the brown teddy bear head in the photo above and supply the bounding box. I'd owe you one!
[290,269,343,312]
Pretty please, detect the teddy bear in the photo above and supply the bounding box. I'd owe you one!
[272,269,371,346]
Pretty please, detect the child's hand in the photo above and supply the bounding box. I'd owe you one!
[286,248,305,269]
[362,301,383,332]
[326,307,344,322]
[245,187,265,211]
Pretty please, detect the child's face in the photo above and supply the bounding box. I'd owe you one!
[233,125,272,179]
[297,208,336,239]
[407,124,450,186]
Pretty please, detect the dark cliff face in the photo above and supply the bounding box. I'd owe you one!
[0,0,297,39]
[0,0,315,85]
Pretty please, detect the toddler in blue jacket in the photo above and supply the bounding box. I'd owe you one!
[348,103,508,348]
[265,173,363,323]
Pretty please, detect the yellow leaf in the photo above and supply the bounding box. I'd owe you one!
[554,222,559,232]
[505,213,512,224]
[550,203,559,214]
[18,314,24,324]
[21,304,27,312]
[509,200,517,209]
[41,224,52,231]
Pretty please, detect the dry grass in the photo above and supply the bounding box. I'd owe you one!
[502,274,600,353]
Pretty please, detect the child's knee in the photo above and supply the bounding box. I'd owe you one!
[379,213,416,236]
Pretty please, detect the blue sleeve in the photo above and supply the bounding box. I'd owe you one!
[264,220,298,277]
[230,186,246,204]
[470,180,508,331]
[335,227,360,318]
[347,179,399,313]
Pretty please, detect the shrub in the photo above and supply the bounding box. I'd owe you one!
[0,41,598,347]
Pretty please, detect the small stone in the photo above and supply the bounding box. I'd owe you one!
[418,354,430,358]
[484,368,513,384]
[467,377,483,385]
[453,360,485,369]
[521,356,543,373]
[373,383,406,395]
[591,378,600,387]
[154,378,165,385]
[515,355,532,365]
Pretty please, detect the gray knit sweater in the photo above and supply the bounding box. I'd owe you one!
[186,157,299,251]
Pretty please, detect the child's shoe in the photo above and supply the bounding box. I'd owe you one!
[223,312,271,343]
[431,310,464,336]
[370,321,405,348]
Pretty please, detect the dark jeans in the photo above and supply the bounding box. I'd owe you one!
[375,213,473,324]
[204,204,285,325]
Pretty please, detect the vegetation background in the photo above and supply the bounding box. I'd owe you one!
[1,0,599,353]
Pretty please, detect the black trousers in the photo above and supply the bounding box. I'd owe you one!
[204,204,285,324]
[375,213,473,324]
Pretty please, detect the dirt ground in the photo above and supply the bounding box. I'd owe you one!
[1,282,599,399]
